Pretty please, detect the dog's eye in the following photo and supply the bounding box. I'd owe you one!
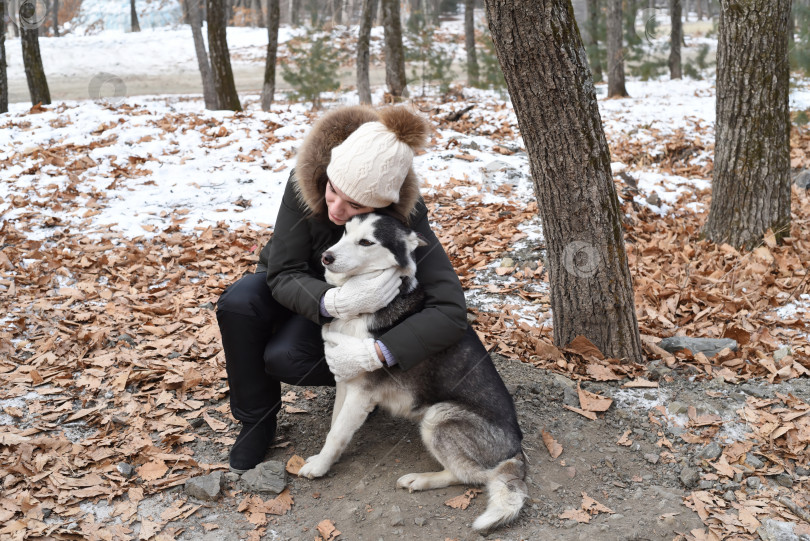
[358,239,374,247]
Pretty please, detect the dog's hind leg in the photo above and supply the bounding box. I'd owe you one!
[298,382,375,479]
[396,403,490,492]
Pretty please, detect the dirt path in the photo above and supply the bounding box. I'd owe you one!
[6,64,398,104]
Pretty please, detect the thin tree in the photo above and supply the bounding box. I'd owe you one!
[669,0,682,78]
[356,0,373,104]
[51,0,59,36]
[606,0,628,97]
[586,0,603,82]
[207,0,242,110]
[464,0,479,86]
[185,0,217,109]
[131,0,141,31]
[252,0,262,26]
[260,0,280,110]
[20,0,50,105]
[703,0,791,249]
[0,0,7,113]
[484,0,643,362]
[382,0,407,98]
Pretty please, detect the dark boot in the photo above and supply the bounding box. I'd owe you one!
[229,416,277,473]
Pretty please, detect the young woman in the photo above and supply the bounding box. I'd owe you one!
[216,106,468,473]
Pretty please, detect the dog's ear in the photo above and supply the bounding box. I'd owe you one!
[414,232,429,248]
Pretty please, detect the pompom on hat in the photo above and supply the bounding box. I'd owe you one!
[326,108,430,208]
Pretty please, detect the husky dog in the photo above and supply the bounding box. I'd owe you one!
[296,213,528,532]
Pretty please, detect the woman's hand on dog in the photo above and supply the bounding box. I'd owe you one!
[323,331,383,382]
[322,268,401,318]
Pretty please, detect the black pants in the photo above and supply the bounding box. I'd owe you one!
[216,272,335,425]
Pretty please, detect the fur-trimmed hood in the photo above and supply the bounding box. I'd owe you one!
[293,105,431,223]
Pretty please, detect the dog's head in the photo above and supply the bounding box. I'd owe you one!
[322,214,427,285]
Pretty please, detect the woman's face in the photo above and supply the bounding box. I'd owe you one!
[324,180,374,226]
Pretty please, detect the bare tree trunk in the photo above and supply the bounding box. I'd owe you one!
[606,0,628,97]
[484,0,643,363]
[332,0,343,24]
[382,0,407,98]
[357,0,373,104]
[260,0,279,110]
[586,0,603,82]
[131,0,141,31]
[207,0,242,110]
[252,0,262,26]
[51,0,59,36]
[0,0,7,113]
[186,0,218,109]
[703,0,791,249]
[669,0,682,78]
[464,0,479,86]
[697,0,703,19]
[291,0,300,25]
[21,0,50,105]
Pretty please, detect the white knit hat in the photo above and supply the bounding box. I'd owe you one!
[326,121,415,208]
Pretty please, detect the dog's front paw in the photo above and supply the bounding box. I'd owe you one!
[396,472,425,493]
[297,454,330,479]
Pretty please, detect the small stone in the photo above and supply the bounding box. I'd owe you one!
[189,418,205,429]
[757,518,801,541]
[500,257,515,268]
[773,346,792,363]
[646,191,661,207]
[775,473,793,488]
[722,490,736,502]
[185,471,224,501]
[563,386,579,407]
[795,465,809,476]
[746,477,761,490]
[644,453,660,465]
[414,517,426,527]
[199,302,215,310]
[698,480,715,490]
[734,472,744,483]
[668,401,689,415]
[116,462,135,478]
[563,519,578,529]
[679,466,700,488]
[699,442,723,461]
[241,461,287,494]
[745,453,765,470]
[794,169,810,190]
[658,336,738,358]
[224,472,240,483]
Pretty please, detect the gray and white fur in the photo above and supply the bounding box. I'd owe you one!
[297,213,528,532]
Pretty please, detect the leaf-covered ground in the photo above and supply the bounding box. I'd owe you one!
[2,75,810,539]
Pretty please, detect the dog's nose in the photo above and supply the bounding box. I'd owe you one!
[322,252,335,266]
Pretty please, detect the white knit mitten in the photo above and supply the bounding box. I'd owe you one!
[323,331,383,382]
[322,268,401,318]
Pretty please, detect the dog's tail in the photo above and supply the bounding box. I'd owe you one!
[472,451,528,532]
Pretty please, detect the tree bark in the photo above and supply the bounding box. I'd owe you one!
[606,0,628,97]
[20,0,50,105]
[131,0,141,31]
[291,0,300,25]
[260,0,279,110]
[382,0,407,98]
[484,0,643,363]
[0,0,7,113]
[703,0,791,249]
[51,0,59,36]
[357,0,373,104]
[586,0,603,82]
[669,0,682,78]
[186,0,217,109]
[207,0,241,110]
[464,0,479,86]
